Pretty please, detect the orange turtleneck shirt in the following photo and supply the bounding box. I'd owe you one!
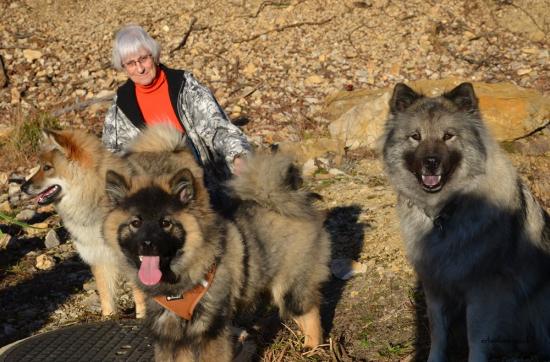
[135,69,183,132]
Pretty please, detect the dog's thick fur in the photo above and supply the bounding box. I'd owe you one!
[381,82,550,361]
[102,125,331,361]
[21,130,146,317]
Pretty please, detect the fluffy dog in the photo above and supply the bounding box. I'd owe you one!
[381,82,550,361]
[102,125,331,361]
[21,130,146,317]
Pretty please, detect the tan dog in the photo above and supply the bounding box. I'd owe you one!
[21,130,146,318]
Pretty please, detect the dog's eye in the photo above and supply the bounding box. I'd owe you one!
[443,132,455,141]
[130,217,142,228]
[409,132,421,141]
[43,164,53,171]
[160,219,171,229]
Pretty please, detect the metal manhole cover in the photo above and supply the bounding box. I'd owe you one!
[0,319,153,362]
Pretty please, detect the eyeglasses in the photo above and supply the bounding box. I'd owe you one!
[123,54,152,70]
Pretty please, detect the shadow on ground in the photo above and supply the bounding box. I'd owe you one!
[0,254,91,347]
[321,205,366,334]
[0,224,69,283]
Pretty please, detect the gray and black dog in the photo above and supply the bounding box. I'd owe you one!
[381,82,550,362]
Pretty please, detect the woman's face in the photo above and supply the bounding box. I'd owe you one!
[122,49,157,86]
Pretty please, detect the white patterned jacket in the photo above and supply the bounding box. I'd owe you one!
[101,65,251,179]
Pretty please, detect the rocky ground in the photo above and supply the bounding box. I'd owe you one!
[0,0,549,361]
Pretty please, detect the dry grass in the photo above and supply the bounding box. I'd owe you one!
[0,109,60,171]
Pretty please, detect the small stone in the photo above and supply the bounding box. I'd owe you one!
[231,105,242,115]
[315,157,331,169]
[463,30,476,39]
[331,258,367,280]
[83,280,97,292]
[36,254,55,270]
[328,168,346,176]
[0,233,13,249]
[389,63,400,76]
[44,229,61,249]
[304,75,323,86]
[37,204,56,214]
[95,90,115,99]
[517,68,532,76]
[0,201,11,213]
[521,47,538,54]
[15,209,36,222]
[26,223,49,236]
[83,293,102,312]
[10,87,20,104]
[8,183,21,196]
[22,49,43,62]
[242,63,257,77]
[302,158,318,178]
[30,222,50,229]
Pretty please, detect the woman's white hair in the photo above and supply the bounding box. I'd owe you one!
[112,25,161,70]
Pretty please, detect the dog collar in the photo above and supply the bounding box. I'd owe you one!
[405,198,459,231]
[153,264,216,320]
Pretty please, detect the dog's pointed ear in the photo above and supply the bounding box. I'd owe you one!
[42,129,80,158]
[42,129,67,151]
[390,83,422,114]
[105,170,130,205]
[444,82,479,112]
[169,169,195,205]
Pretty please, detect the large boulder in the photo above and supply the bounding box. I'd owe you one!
[324,79,550,149]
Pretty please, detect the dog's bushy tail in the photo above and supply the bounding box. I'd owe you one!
[228,152,321,219]
[125,124,188,153]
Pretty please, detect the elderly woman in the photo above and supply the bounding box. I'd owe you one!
[102,24,250,178]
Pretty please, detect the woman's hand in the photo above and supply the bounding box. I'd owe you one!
[232,156,246,176]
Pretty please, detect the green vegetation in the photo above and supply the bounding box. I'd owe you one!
[378,341,412,357]
[359,330,371,348]
[12,113,61,154]
[0,211,49,236]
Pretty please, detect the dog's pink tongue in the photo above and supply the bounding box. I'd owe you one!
[422,175,441,187]
[139,256,162,286]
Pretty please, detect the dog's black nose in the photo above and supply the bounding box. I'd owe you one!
[138,239,157,255]
[20,182,29,193]
[423,157,440,171]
